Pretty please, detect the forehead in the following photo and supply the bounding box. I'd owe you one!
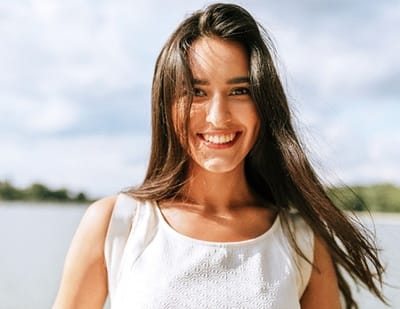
[188,37,249,80]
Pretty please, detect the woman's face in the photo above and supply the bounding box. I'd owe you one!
[176,36,260,175]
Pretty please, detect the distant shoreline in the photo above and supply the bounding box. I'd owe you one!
[1,200,400,224]
[0,181,93,204]
[2,182,400,212]
[0,200,91,206]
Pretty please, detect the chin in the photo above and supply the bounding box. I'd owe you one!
[203,166,234,174]
[200,159,242,174]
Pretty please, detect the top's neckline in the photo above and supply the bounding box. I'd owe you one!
[152,201,281,247]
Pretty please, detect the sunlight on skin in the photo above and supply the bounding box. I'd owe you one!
[184,37,260,176]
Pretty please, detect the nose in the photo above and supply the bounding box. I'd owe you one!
[205,94,231,127]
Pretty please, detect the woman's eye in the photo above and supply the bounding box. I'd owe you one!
[193,88,206,97]
[230,87,250,96]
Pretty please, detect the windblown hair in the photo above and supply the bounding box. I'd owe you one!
[127,3,385,308]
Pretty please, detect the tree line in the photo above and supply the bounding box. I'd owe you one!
[0,181,92,203]
[1,181,399,212]
[327,183,400,213]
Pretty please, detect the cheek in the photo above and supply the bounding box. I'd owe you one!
[187,107,208,157]
[188,105,205,135]
[252,113,260,137]
[241,106,260,147]
[235,104,260,133]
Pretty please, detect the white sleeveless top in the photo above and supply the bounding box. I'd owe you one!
[105,194,314,309]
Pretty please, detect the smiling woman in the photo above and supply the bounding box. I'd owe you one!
[53,3,386,309]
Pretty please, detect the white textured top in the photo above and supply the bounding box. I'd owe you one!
[105,194,314,309]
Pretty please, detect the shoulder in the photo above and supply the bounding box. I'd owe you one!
[284,214,340,308]
[282,213,314,294]
[68,195,118,258]
[52,196,119,308]
[286,212,314,248]
[85,195,118,223]
[300,235,341,308]
[78,196,118,240]
[88,195,117,217]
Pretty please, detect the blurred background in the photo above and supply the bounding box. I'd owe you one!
[0,1,399,308]
[1,0,399,198]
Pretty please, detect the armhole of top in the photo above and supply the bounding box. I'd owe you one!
[289,214,315,298]
[104,193,138,300]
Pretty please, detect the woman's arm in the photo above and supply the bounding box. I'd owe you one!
[300,236,341,309]
[52,196,117,309]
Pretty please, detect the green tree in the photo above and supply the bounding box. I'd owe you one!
[25,183,51,200]
[74,192,88,202]
[0,181,24,200]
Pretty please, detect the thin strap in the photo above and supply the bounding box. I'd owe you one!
[104,194,138,300]
[290,214,314,297]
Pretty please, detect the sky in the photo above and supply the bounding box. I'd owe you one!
[0,0,399,198]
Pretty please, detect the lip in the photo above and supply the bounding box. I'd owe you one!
[197,131,242,149]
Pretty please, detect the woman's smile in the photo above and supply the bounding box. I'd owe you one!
[197,131,241,148]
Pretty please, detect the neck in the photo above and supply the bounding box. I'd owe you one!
[180,162,258,213]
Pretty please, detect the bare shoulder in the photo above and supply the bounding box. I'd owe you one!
[82,195,118,231]
[72,196,116,242]
[52,195,118,309]
[70,195,118,258]
[300,236,341,308]
[87,195,118,219]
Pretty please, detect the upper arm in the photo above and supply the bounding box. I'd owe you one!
[300,236,341,309]
[53,196,117,309]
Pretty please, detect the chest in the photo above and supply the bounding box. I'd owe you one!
[113,229,300,309]
[158,207,276,243]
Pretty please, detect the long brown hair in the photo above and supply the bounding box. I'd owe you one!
[126,3,386,308]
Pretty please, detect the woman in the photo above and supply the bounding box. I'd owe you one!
[53,3,386,308]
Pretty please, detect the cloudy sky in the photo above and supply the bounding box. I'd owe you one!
[1,0,399,198]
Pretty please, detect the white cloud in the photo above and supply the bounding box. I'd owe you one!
[26,98,80,133]
[0,94,80,134]
[302,105,400,187]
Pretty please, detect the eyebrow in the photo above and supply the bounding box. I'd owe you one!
[193,76,250,85]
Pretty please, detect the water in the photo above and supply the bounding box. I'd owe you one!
[354,222,400,309]
[0,202,87,309]
[0,202,398,309]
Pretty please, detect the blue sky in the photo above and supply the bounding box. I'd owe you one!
[1,0,399,198]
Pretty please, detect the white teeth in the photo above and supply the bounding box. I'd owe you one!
[203,133,236,144]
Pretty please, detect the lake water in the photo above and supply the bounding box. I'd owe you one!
[0,202,398,309]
